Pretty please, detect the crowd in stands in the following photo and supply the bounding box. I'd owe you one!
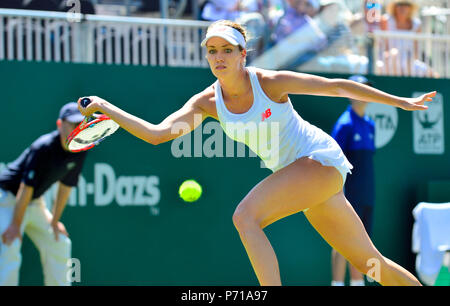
[196,0,441,76]
[193,0,436,76]
[377,0,433,76]
[198,0,327,62]
[0,0,443,76]
[196,0,366,69]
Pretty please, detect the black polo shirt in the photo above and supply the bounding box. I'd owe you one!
[0,131,87,199]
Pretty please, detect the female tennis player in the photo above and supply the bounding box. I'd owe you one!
[78,20,435,286]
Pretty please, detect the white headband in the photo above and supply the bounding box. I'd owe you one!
[200,25,246,49]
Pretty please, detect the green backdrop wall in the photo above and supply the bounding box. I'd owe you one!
[0,61,448,285]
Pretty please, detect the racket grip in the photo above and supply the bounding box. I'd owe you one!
[80,98,92,108]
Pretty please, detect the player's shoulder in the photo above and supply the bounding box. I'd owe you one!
[192,84,215,102]
[248,67,292,101]
[249,67,281,84]
[250,67,324,94]
[252,67,317,83]
[190,84,217,118]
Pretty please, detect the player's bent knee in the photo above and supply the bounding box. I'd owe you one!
[232,209,250,231]
[232,204,260,232]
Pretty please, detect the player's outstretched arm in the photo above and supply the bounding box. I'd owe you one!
[77,95,208,145]
[272,70,437,111]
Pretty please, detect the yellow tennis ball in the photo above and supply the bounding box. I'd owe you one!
[179,179,202,202]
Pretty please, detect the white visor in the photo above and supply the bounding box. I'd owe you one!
[200,25,246,49]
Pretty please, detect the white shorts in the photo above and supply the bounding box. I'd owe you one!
[302,137,353,186]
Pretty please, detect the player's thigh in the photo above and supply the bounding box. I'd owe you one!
[304,192,382,272]
[233,157,343,228]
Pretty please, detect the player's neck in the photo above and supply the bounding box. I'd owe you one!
[218,68,250,100]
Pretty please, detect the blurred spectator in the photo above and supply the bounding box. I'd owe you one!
[139,0,195,17]
[0,0,24,9]
[237,11,267,62]
[23,0,61,11]
[2,0,95,14]
[377,0,433,76]
[200,1,266,63]
[364,0,382,33]
[200,0,260,22]
[266,0,286,27]
[272,0,307,43]
[59,0,96,14]
[139,0,158,12]
[272,0,321,45]
[286,0,369,74]
[362,1,382,74]
[249,0,328,70]
[298,0,320,18]
[381,0,420,32]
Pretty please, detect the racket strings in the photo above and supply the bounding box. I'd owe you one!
[68,119,119,151]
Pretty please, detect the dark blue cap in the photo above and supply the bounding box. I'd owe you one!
[348,75,372,86]
[59,102,84,123]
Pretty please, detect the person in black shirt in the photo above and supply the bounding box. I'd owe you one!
[0,102,87,286]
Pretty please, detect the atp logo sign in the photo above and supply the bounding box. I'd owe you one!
[365,103,398,149]
[412,92,445,155]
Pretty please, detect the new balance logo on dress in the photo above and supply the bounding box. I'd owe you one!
[262,109,272,121]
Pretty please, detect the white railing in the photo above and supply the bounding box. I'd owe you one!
[0,8,210,67]
[372,30,450,78]
[2,8,450,78]
[422,7,450,35]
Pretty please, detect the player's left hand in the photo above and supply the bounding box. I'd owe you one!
[77,96,109,117]
[51,221,69,242]
[400,91,437,111]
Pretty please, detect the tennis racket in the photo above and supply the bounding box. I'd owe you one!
[66,98,120,152]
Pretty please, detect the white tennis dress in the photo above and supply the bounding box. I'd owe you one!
[214,66,353,180]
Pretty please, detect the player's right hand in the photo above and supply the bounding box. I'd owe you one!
[1,223,22,246]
